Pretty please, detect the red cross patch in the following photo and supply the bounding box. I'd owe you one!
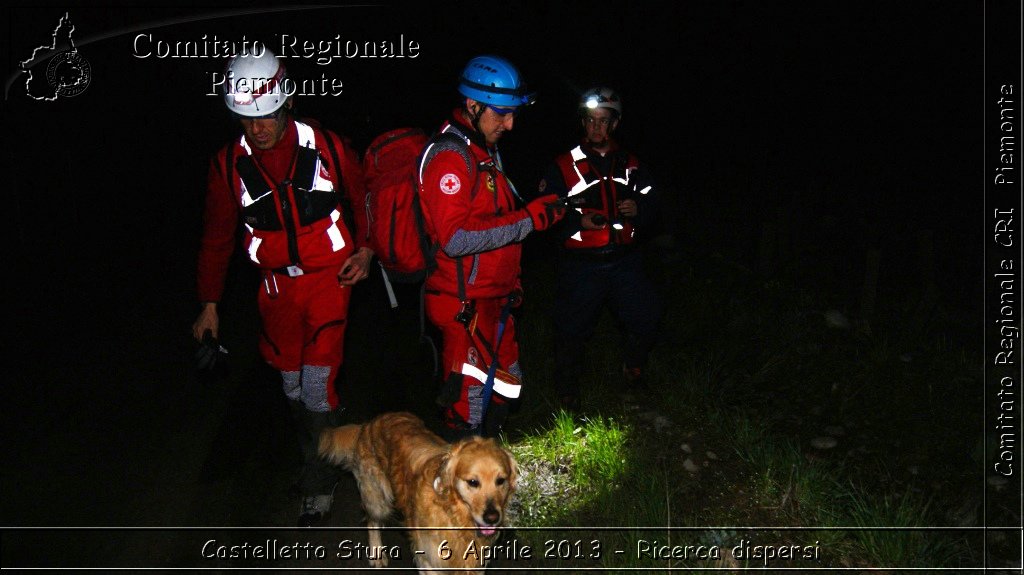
[440,173,462,195]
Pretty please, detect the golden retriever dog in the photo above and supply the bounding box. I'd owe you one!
[319,411,517,573]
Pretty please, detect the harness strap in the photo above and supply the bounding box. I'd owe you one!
[455,258,467,303]
[236,156,272,202]
[479,294,515,426]
[419,281,439,377]
[234,142,323,233]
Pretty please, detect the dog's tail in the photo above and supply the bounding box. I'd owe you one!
[318,424,361,468]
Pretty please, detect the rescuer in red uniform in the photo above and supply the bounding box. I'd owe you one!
[538,87,664,412]
[191,48,372,526]
[418,54,566,439]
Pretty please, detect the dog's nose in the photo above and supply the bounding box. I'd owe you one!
[483,506,500,525]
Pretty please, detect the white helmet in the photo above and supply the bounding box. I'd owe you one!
[580,86,622,116]
[223,48,289,117]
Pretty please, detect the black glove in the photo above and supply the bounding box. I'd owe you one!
[508,287,524,308]
[436,371,463,408]
[195,330,229,373]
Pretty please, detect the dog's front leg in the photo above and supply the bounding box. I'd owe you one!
[365,520,388,567]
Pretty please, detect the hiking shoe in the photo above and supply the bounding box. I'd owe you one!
[440,422,478,443]
[297,486,336,527]
[440,409,479,443]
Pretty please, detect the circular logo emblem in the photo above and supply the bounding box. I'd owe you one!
[440,173,462,195]
[467,347,479,367]
[46,50,91,97]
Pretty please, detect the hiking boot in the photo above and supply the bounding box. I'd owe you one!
[440,407,480,443]
[297,484,336,527]
[440,421,478,443]
[482,401,510,439]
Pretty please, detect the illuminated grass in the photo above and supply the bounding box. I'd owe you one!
[506,411,629,526]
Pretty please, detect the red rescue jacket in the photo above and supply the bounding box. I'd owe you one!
[197,119,367,302]
[554,140,643,250]
[418,111,531,299]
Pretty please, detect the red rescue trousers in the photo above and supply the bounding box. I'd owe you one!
[426,292,522,428]
[257,268,350,412]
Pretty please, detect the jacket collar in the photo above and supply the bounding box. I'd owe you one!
[449,108,490,152]
[579,136,619,157]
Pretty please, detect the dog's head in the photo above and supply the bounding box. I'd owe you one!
[437,436,517,537]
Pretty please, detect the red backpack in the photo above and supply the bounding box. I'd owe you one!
[363,127,478,286]
[362,127,477,376]
[363,128,434,283]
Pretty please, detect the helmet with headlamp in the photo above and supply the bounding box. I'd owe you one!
[580,86,622,117]
[223,48,289,118]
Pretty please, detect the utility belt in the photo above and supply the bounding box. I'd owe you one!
[562,245,635,263]
[261,264,325,298]
[424,290,515,334]
[270,265,307,277]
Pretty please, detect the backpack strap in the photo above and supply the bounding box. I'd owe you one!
[224,144,235,196]
[418,128,482,303]
[320,130,356,236]
[420,130,476,176]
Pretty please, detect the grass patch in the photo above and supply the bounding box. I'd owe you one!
[842,485,963,568]
[506,411,629,526]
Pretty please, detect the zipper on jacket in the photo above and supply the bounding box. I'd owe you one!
[279,186,302,265]
[280,147,302,266]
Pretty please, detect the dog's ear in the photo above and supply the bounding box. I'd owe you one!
[435,448,457,496]
[504,448,518,490]
[438,439,476,494]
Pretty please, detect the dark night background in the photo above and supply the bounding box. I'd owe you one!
[1,1,1010,569]
[4,2,984,289]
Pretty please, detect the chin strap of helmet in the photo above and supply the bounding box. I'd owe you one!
[467,102,485,134]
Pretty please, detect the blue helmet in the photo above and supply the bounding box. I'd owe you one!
[457,55,535,107]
